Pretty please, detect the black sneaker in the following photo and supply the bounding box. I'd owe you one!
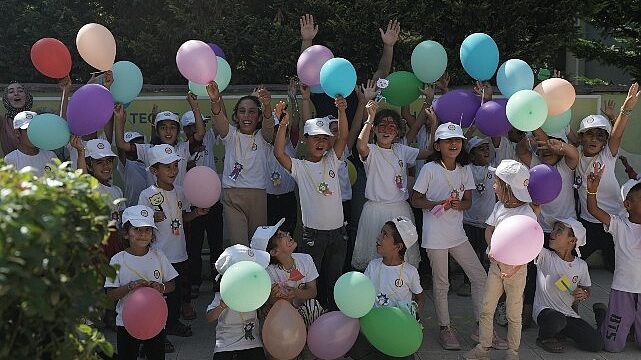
[593,302,607,329]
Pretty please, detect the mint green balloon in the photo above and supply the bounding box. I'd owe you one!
[27,113,70,150]
[506,90,548,131]
[188,81,208,97]
[334,271,375,318]
[111,61,143,104]
[189,56,232,98]
[220,261,271,312]
[541,109,572,134]
[360,306,423,357]
[381,71,423,107]
[411,40,447,83]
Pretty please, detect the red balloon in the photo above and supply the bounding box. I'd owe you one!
[31,38,72,79]
[122,287,168,340]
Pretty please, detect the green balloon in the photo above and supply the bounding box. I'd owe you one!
[188,56,232,98]
[381,71,423,107]
[360,306,423,357]
[541,109,572,134]
[411,40,448,84]
[220,261,271,312]
[506,90,548,131]
[334,271,375,318]
[188,81,208,97]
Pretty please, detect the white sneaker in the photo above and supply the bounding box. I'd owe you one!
[494,302,508,327]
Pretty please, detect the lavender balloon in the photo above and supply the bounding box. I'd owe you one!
[528,164,562,204]
[433,89,481,127]
[298,45,334,86]
[208,43,226,59]
[67,84,115,136]
[307,311,360,360]
[474,98,512,137]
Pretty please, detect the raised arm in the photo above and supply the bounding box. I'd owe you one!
[350,80,376,149]
[299,14,318,53]
[70,136,87,173]
[547,137,579,170]
[609,83,640,156]
[206,81,230,138]
[114,104,135,153]
[416,108,437,160]
[357,100,377,160]
[58,75,71,119]
[299,83,312,139]
[274,101,293,172]
[516,136,533,167]
[287,78,300,147]
[187,91,206,144]
[258,87,275,143]
[371,20,400,82]
[333,97,349,159]
[586,164,610,226]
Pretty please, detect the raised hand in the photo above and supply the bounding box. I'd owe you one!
[543,138,565,154]
[58,75,72,92]
[420,84,435,103]
[601,99,616,121]
[206,81,221,102]
[362,79,377,101]
[380,19,401,46]
[287,78,297,100]
[70,135,84,151]
[586,163,604,194]
[425,107,438,127]
[187,91,199,108]
[275,100,289,126]
[299,83,311,100]
[622,82,640,112]
[365,100,378,118]
[436,72,450,93]
[257,87,271,107]
[103,70,114,89]
[335,96,347,112]
[474,81,493,102]
[113,104,125,119]
[300,14,318,41]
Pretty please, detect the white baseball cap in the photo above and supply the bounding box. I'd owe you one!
[491,159,532,202]
[121,205,157,229]
[547,217,586,257]
[85,139,117,159]
[154,111,180,126]
[390,216,418,249]
[621,178,641,202]
[578,115,611,135]
[124,131,144,143]
[304,117,333,136]
[435,122,466,141]
[465,136,490,152]
[214,244,270,280]
[250,218,285,252]
[146,144,183,170]
[180,111,196,127]
[13,111,37,129]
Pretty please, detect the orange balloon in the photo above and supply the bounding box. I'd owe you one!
[262,300,306,359]
[31,38,72,79]
[534,78,575,116]
[76,23,116,71]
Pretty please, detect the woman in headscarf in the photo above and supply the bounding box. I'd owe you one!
[1,81,33,155]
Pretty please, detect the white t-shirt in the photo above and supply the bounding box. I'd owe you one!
[97,182,126,225]
[265,141,297,195]
[491,137,518,167]
[117,159,152,207]
[338,146,352,201]
[5,149,57,176]
[104,249,178,326]
[221,126,268,189]
[486,202,537,252]
[576,146,624,223]
[365,258,423,307]
[413,161,475,249]
[363,143,419,203]
[607,215,641,293]
[530,155,577,232]
[463,164,496,228]
[266,253,319,307]
[138,185,190,263]
[136,142,191,187]
[290,149,344,230]
[206,292,263,354]
[195,128,221,171]
[533,248,591,323]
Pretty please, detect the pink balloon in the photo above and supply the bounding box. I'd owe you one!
[534,78,576,116]
[489,215,544,266]
[122,287,168,340]
[307,311,360,360]
[297,45,334,86]
[176,40,218,84]
[183,166,221,208]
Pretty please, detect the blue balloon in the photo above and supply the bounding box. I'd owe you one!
[496,59,534,98]
[27,113,71,150]
[320,58,356,98]
[460,33,499,81]
[111,61,143,104]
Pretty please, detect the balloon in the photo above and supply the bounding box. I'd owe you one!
[30,38,72,79]
[541,109,572,134]
[496,59,534,98]
[122,287,168,340]
[188,81,208,97]
[534,78,576,116]
[347,160,357,186]
[220,261,271,312]
[506,90,548,132]
[307,311,360,360]
[176,40,218,84]
[67,84,115,136]
[334,272,375,318]
[474,98,512,137]
[76,23,116,71]
[528,164,562,204]
[432,90,481,127]
[183,166,222,208]
[320,58,356,98]
[262,300,307,359]
[310,84,324,94]
[110,61,143,104]
[489,215,544,265]
[207,42,226,59]
[298,45,334,87]
[360,306,423,357]
[381,71,423,107]
[27,114,70,150]
[189,56,232,97]
[460,33,499,81]
[411,40,448,84]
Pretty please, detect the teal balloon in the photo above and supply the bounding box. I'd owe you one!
[541,109,572,134]
[506,90,548,131]
[360,307,423,357]
[215,56,232,91]
[220,261,271,312]
[189,81,208,97]
[411,40,447,83]
[496,59,534,98]
[460,33,499,81]
[381,71,423,107]
[320,58,356,98]
[110,61,143,104]
[334,272,375,318]
[27,113,71,150]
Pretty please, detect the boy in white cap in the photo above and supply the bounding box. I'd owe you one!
[4,111,57,176]
[575,83,640,272]
[116,131,151,207]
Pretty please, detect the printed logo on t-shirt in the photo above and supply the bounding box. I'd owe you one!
[178,201,183,209]
[398,160,404,168]
[329,170,335,178]
[523,179,529,187]
[487,172,493,179]
[154,270,161,280]
[149,193,164,212]
[247,249,255,257]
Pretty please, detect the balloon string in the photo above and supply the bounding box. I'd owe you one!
[481,88,486,105]
[59,87,66,117]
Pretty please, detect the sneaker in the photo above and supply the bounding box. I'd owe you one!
[471,327,509,350]
[166,320,193,337]
[439,327,461,350]
[521,303,533,329]
[457,282,471,297]
[504,349,519,360]
[593,302,607,329]
[190,285,200,299]
[494,302,508,327]
[181,302,196,320]
[461,344,490,360]
[163,337,175,353]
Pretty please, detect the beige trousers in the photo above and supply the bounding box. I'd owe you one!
[222,188,267,246]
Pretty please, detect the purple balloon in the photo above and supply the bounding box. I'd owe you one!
[528,164,562,204]
[298,45,334,87]
[208,43,226,59]
[67,84,115,136]
[432,89,481,127]
[474,98,512,137]
[307,311,360,360]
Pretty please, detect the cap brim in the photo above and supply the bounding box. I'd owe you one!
[578,124,610,134]
[146,155,183,170]
[127,219,158,229]
[305,129,334,137]
[513,187,532,203]
[87,152,117,159]
[436,134,467,141]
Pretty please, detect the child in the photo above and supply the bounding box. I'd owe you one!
[352,100,432,271]
[273,98,348,310]
[410,122,487,350]
[104,205,178,360]
[575,83,640,271]
[206,244,269,360]
[533,218,601,353]
[587,167,641,352]
[463,159,537,359]
[4,111,57,176]
[116,131,151,207]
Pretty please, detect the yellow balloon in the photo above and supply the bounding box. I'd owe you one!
[76,23,116,71]
[347,160,357,186]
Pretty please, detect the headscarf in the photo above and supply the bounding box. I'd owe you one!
[3,81,34,119]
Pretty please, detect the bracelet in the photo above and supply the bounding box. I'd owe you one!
[161,283,166,294]
[620,107,633,116]
[364,121,374,126]
[210,96,221,104]
[587,190,598,195]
